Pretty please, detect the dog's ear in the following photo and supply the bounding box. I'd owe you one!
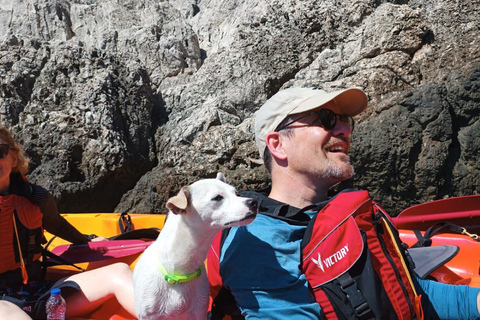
[166,187,190,214]
[216,172,226,183]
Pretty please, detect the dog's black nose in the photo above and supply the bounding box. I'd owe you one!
[247,199,258,211]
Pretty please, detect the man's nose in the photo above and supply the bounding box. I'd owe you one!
[332,118,353,137]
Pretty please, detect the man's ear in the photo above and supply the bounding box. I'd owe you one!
[166,187,190,214]
[265,132,288,161]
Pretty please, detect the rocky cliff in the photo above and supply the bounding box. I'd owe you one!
[1,0,479,215]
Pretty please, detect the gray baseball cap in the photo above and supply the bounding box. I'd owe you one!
[255,87,368,159]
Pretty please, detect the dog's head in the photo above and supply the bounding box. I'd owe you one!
[166,173,257,229]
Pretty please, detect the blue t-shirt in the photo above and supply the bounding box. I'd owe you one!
[221,214,321,319]
[220,212,480,319]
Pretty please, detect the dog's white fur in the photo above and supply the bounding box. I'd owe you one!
[133,173,257,320]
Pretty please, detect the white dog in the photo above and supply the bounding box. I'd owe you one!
[133,173,258,320]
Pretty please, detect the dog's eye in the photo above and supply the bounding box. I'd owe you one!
[212,195,224,202]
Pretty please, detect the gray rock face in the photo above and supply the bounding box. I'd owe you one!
[1,0,478,215]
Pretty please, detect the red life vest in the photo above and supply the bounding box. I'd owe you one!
[300,190,423,320]
[207,190,424,320]
[0,193,44,274]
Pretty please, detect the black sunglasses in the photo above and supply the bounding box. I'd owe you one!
[276,109,354,132]
[0,144,10,159]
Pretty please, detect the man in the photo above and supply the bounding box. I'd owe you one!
[208,87,480,319]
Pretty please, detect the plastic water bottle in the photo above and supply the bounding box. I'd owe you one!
[46,288,66,320]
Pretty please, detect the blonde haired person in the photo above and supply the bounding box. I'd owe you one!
[0,126,135,319]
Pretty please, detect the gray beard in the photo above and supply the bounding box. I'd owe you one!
[316,156,355,181]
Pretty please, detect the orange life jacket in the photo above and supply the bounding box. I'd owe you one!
[0,193,44,275]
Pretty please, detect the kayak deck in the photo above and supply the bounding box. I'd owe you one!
[43,212,166,320]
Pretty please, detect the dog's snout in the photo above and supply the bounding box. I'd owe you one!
[246,198,258,211]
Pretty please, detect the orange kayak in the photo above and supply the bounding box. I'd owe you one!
[393,195,480,288]
[44,195,480,319]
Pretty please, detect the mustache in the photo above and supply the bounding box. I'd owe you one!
[324,136,350,149]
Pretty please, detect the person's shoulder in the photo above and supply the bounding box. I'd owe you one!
[27,183,52,207]
[230,213,281,233]
[225,213,296,249]
[29,183,49,195]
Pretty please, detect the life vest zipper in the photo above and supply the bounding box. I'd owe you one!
[12,212,29,284]
[374,214,415,319]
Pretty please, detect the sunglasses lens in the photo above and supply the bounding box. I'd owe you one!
[339,115,355,131]
[316,110,354,131]
[318,109,337,130]
[0,144,9,159]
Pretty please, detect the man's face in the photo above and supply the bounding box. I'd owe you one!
[279,102,354,186]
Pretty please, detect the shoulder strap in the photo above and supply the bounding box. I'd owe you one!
[240,188,312,225]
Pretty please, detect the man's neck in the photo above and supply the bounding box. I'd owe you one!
[268,172,331,208]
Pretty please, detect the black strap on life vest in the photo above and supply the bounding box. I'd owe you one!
[337,273,377,320]
[12,208,43,268]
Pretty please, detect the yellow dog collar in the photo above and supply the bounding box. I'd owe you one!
[158,261,202,285]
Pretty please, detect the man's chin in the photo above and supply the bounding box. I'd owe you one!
[341,163,355,180]
[317,163,354,181]
[336,168,354,182]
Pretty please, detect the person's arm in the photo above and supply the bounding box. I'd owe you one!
[32,185,89,245]
[477,290,480,316]
[416,275,480,320]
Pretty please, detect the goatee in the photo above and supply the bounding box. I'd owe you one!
[317,155,354,180]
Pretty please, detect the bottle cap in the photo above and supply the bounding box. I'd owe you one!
[51,288,61,296]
